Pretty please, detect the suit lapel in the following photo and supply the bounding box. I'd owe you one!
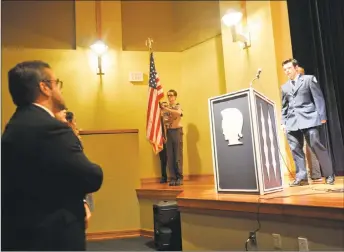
[286,82,293,94]
[292,75,304,95]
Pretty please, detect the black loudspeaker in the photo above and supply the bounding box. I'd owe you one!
[153,201,182,251]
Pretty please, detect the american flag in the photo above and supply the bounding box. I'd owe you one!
[146,52,164,154]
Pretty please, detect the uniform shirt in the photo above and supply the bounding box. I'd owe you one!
[290,74,300,92]
[163,103,183,129]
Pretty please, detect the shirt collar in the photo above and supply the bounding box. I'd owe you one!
[290,74,301,85]
[291,74,300,82]
[32,103,55,118]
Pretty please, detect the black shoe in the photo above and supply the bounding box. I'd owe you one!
[175,178,183,186]
[289,179,309,187]
[169,179,176,186]
[325,175,335,185]
[160,177,167,184]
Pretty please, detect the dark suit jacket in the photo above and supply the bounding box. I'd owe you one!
[1,105,103,251]
[281,74,327,131]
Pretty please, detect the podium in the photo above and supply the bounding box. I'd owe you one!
[208,88,284,195]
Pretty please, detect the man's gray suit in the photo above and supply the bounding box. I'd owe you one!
[281,74,333,180]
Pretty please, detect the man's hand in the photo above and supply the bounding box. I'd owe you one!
[321,120,327,124]
[84,202,92,229]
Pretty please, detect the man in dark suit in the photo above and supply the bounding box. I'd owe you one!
[280,58,335,186]
[1,61,103,250]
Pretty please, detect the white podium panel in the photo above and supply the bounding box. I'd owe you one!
[208,88,284,195]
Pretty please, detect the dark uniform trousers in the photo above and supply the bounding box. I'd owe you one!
[166,127,183,179]
[305,145,322,179]
[159,143,167,180]
[287,126,333,180]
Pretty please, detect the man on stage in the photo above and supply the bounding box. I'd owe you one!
[161,89,184,186]
[280,58,335,186]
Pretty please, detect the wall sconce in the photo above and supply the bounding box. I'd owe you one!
[222,9,251,49]
[90,40,108,75]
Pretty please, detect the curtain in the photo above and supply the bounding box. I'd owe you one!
[287,0,344,175]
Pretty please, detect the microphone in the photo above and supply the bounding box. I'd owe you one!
[250,68,262,87]
[256,68,262,79]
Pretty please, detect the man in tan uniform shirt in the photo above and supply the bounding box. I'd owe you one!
[162,89,184,186]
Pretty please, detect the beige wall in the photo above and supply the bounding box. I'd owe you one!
[2,1,225,232]
[2,0,299,235]
[139,199,159,231]
[2,1,226,179]
[179,35,226,175]
[219,0,293,177]
[82,133,140,232]
[181,212,344,251]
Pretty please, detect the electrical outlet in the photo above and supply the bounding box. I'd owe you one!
[298,237,309,251]
[129,72,143,82]
[249,232,258,250]
[272,233,282,249]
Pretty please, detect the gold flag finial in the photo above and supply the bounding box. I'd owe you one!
[145,38,154,51]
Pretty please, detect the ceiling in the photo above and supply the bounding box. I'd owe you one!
[2,1,75,49]
[121,1,222,52]
[2,1,221,52]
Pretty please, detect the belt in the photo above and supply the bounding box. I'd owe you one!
[167,127,182,131]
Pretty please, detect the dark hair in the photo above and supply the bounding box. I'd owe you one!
[66,111,74,123]
[167,89,178,97]
[282,58,299,67]
[8,60,51,106]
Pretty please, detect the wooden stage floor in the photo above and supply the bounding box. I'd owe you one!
[137,177,344,221]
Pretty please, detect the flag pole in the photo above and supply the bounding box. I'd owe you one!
[145,37,164,144]
[145,37,154,52]
[146,38,161,108]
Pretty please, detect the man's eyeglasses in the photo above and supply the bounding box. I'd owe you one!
[41,79,63,89]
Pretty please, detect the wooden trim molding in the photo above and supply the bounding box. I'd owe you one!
[86,229,154,241]
[86,229,140,241]
[80,129,139,135]
[136,188,183,200]
[137,174,214,200]
[140,174,214,185]
[177,207,344,229]
[140,229,154,238]
[177,198,344,221]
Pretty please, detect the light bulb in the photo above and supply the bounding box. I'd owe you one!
[222,9,243,27]
[90,40,108,56]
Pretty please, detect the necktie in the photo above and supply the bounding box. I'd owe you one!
[291,80,295,92]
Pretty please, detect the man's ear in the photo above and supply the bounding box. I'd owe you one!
[39,82,51,97]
